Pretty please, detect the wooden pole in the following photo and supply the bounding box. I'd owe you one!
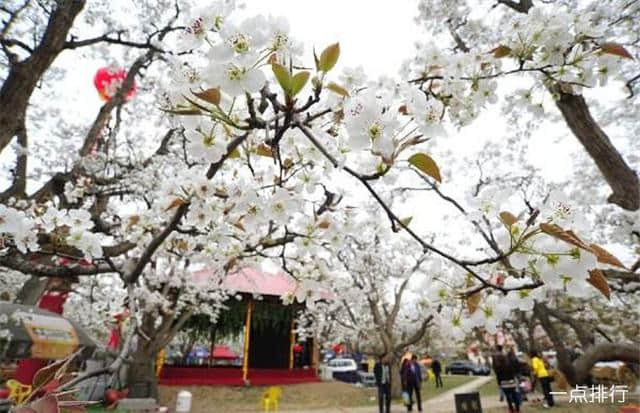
[312,338,319,371]
[289,319,295,370]
[242,300,253,382]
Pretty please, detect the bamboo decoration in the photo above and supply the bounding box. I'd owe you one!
[242,300,253,382]
[289,319,295,370]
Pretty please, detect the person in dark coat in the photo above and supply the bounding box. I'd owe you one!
[374,354,392,413]
[401,355,423,412]
[431,358,443,388]
[492,346,521,413]
[507,348,527,402]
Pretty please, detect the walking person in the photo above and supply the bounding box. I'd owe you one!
[431,358,443,388]
[507,347,527,402]
[374,354,392,413]
[401,355,423,412]
[530,350,554,408]
[492,345,521,413]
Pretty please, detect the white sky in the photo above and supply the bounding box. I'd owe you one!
[243,0,422,79]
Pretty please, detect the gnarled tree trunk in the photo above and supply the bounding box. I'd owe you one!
[553,85,640,211]
[390,353,403,399]
[533,302,577,383]
[0,0,86,154]
[126,314,160,399]
[573,343,640,385]
[126,340,159,399]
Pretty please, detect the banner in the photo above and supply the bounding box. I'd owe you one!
[19,311,79,359]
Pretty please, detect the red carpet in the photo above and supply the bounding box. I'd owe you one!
[159,366,319,386]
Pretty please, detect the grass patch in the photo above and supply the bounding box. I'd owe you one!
[422,374,478,400]
[156,375,480,412]
[159,381,378,412]
[485,402,636,413]
[477,377,501,397]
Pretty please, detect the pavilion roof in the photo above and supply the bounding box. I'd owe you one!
[192,266,334,300]
[192,267,297,297]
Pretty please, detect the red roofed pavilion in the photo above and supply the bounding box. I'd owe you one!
[159,267,321,386]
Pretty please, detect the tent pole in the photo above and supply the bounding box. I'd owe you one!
[242,300,253,382]
[289,319,295,370]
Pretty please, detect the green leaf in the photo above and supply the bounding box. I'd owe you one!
[408,153,442,183]
[326,82,350,97]
[228,148,241,159]
[400,217,413,227]
[290,71,310,96]
[318,43,340,72]
[272,63,292,95]
[491,45,512,58]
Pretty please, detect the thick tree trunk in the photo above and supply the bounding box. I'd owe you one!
[0,0,86,154]
[126,314,160,399]
[390,355,403,399]
[554,87,640,211]
[126,340,158,399]
[533,302,577,384]
[573,343,640,385]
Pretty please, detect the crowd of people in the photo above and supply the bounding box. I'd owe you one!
[373,347,557,413]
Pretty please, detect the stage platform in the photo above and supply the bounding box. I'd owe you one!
[159,366,320,386]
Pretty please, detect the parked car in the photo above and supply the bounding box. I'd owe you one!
[445,360,490,375]
[321,358,359,383]
[326,358,358,373]
[357,371,377,387]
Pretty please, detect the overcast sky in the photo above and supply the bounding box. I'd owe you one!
[242,0,422,79]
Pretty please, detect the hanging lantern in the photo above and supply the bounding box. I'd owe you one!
[93,66,137,101]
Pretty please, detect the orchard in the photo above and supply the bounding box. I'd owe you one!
[0,0,638,410]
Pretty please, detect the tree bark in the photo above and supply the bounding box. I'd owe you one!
[554,87,640,211]
[545,306,594,349]
[126,340,159,399]
[14,275,48,305]
[573,343,640,385]
[126,313,160,399]
[390,354,403,399]
[0,0,86,154]
[496,1,639,211]
[533,302,577,384]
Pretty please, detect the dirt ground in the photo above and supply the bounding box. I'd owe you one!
[158,381,377,412]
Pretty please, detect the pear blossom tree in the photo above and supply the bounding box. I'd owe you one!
[312,226,435,396]
[1,0,639,403]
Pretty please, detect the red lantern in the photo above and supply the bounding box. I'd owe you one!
[93,67,137,101]
[293,343,303,353]
[332,343,343,354]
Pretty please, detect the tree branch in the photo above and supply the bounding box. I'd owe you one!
[0,253,115,279]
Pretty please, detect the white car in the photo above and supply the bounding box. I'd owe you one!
[325,358,358,373]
